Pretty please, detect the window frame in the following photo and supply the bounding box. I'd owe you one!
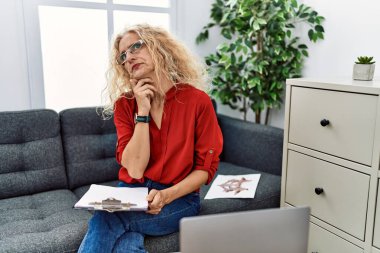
[22,0,177,109]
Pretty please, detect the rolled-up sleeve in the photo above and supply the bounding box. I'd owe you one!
[114,98,135,164]
[193,96,223,184]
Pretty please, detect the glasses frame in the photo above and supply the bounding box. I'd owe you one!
[116,39,145,65]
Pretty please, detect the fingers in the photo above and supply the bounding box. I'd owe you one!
[130,79,137,88]
[131,78,157,92]
[146,189,166,215]
[146,208,161,215]
[131,78,157,102]
[146,189,158,202]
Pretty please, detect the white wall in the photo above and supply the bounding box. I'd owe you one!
[300,0,380,79]
[1,0,380,128]
[0,0,30,111]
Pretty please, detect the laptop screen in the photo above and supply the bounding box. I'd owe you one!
[180,207,310,253]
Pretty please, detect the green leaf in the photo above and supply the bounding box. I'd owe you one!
[257,85,263,95]
[270,82,277,91]
[257,65,263,74]
[220,13,230,24]
[301,50,309,57]
[195,30,209,44]
[248,78,260,88]
[257,10,266,17]
[256,18,267,25]
[308,29,314,41]
[249,17,255,27]
[221,28,232,39]
[227,0,237,8]
[217,43,229,52]
[252,21,260,31]
[219,54,229,64]
[244,39,252,48]
[317,32,324,39]
[270,93,277,100]
[231,53,236,65]
[242,46,248,54]
[300,13,309,18]
[303,6,311,13]
[315,25,324,32]
[291,0,298,8]
[298,3,304,13]
[316,16,325,24]
[286,30,291,38]
[312,33,319,42]
[298,44,308,49]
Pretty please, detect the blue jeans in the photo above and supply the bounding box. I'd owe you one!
[78,180,201,253]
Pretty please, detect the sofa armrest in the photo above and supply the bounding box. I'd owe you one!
[218,114,283,176]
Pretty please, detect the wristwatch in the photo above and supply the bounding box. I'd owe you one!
[135,114,151,124]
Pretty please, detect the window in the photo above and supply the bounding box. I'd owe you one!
[23,0,176,111]
[114,0,169,8]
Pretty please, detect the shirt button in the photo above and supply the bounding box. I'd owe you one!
[209,150,214,154]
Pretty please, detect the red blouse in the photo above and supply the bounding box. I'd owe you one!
[114,84,223,185]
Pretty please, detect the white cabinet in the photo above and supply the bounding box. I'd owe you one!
[289,87,377,166]
[374,180,380,249]
[286,150,370,240]
[308,222,363,253]
[281,79,380,253]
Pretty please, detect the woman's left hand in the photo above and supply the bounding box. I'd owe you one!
[146,189,170,215]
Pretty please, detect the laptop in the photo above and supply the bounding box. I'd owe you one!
[180,207,310,253]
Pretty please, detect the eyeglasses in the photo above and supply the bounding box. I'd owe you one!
[116,39,145,65]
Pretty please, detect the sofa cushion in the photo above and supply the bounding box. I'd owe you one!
[0,189,91,253]
[200,161,281,215]
[145,232,178,253]
[0,110,67,199]
[73,180,120,199]
[218,115,283,176]
[59,108,119,189]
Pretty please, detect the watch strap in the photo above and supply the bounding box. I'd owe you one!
[135,114,151,123]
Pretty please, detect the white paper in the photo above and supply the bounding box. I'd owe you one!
[204,174,261,199]
[74,184,148,212]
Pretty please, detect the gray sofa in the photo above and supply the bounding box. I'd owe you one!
[0,105,283,253]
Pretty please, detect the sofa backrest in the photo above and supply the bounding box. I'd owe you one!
[0,109,68,199]
[59,107,119,189]
[218,114,284,176]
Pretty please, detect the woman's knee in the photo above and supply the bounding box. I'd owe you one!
[89,211,126,235]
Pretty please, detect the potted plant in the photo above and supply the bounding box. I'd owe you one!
[196,0,325,124]
[353,56,375,81]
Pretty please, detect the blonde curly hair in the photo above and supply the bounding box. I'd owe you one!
[102,24,209,118]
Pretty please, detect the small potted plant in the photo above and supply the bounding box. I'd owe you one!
[353,56,376,81]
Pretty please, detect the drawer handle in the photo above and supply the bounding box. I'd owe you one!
[320,119,330,127]
[315,187,324,195]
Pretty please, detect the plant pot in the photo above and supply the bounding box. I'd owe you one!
[353,63,375,81]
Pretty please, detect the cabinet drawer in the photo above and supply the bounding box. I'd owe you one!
[289,86,377,166]
[374,180,380,248]
[285,150,370,240]
[308,222,363,253]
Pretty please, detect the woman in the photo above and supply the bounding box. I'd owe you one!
[78,24,223,253]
